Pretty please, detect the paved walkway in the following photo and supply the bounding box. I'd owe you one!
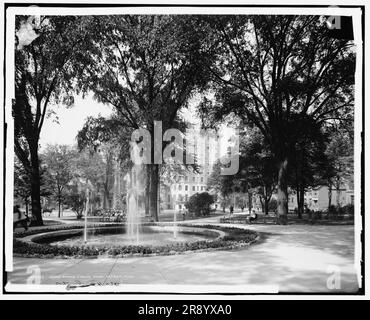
[7,217,359,293]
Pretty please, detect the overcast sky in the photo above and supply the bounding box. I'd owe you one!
[39,93,235,157]
[39,94,113,150]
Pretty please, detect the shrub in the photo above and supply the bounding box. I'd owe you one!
[268,199,277,212]
[185,192,215,216]
[341,204,354,216]
[64,192,86,219]
[328,204,354,218]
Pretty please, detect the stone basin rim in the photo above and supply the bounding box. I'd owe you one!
[21,225,227,245]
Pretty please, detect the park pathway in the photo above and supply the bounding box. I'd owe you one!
[7,216,359,293]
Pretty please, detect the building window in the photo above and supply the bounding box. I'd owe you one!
[192,186,195,191]
[201,177,204,183]
[185,176,188,182]
[185,195,188,201]
[192,177,196,182]
[185,185,188,191]
[178,185,182,191]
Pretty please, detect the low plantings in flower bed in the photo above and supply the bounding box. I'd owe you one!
[14,223,123,238]
[13,224,258,258]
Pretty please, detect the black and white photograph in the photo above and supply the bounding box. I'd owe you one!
[0,1,367,301]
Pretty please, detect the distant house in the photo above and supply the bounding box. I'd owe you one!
[288,181,354,212]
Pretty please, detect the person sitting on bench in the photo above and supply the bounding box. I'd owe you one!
[13,205,29,231]
[248,210,258,223]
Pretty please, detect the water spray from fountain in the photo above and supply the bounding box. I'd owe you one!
[124,142,145,245]
[173,210,178,239]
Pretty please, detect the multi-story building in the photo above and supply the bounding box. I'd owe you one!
[160,126,221,210]
[161,172,209,210]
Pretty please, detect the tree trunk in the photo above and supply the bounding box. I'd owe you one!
[300,187,305,218]
[336,177,341,208]
[103,187,109,210]
[262,186,271,216]
[264,197,269,215]
[104,152,113,210]
[248,187,252,214]
[297,186,305,219]
[276,158,288,225]
[25,198,29,215]
[327,182,332,219]
[296,188,301,219]
[30,146,43,226]
[58,198,61,218]
[149,164,159,221]
[145,165,150,216]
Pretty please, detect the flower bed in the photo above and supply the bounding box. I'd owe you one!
[14,223,123,238]
[13,223,259,258]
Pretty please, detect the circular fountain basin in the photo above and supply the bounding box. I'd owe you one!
[27,225,225,248]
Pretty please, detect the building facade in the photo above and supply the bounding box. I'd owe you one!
[287,181,354,212]
[160,126,221,210]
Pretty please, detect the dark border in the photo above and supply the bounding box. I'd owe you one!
[2,2,365,296]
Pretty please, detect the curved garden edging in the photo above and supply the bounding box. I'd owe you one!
[13,223,259,259]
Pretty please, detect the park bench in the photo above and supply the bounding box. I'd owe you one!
[220,215,249,224]
[42,207,55,216]
[220,213,279,225]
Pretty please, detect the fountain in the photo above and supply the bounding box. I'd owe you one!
[173,210,178,239]
[29,145,233,252]
[124,142,145,244]
[42,142,227,250]
[126,186,140,244]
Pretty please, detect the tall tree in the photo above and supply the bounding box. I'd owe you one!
[287,114,331,218]
[77,115,132,210]
[14,157,32,214]
[238,126,277,216]
[197,15,355,223]
[42,144,76,217]
[13,16,88,225]
[326,127,354,209]
[207,158,236,212]
[77,15,211,220]
[14,156,53,216]
[64,183,86,220]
